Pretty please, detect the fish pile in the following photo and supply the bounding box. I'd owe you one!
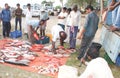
[0,39,76,75]
[0,39,37,65]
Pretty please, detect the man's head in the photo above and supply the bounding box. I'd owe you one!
[17,3,20,8]
[59,31,67,46]
[5,3,9,9]
[27,3,31,10]
[72,4,78,12]
[62,7,67,13]
[85,5,94,13]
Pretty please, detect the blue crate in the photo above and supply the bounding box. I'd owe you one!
[36,36,49,44]
[10,30,22,38]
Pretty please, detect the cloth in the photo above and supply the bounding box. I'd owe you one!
[69,10,81,27]
[84,11,99,37]
[2,21,11,37]
[64,26,70,43]
[78,36,93,60]
[58,12,68,25]
[28,20,40,28]
[113,5,120,28]
[0,9,11,22]
[69,26,78,49]
[15,8,22,18]
[15,18,22,31]
[40,11,49,21]
[24,9,32,33]
[51,25,64,42]
[79,57,114,78]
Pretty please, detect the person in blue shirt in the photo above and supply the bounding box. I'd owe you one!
[0,3,11,38]
[77,5,99,60]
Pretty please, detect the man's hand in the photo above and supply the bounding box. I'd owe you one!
[109,6,115,11]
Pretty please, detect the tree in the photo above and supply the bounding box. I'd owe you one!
[41,0,47,4]
[66,0,96,8]
[60,0,63,7]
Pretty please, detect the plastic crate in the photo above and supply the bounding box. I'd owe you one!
[10,30,22,38]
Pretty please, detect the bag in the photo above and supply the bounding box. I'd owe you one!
[10,30,22,38]
[87,42,102,59]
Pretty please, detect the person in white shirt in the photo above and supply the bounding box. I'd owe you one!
[69,4,81,49]
[58,7,68,30]
[79,57,114,78]
[24,3,32,34]
[51,25,67,54]
[64,8,72,43]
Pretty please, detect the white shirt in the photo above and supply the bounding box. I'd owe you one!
[69,10,81,27]
[79,57,114,78]
[25,9,32,23]
[66,14,71,26]
[51,25,64,42]
[58,12,68,25]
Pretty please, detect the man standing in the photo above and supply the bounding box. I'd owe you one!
[39,9,49,37]
[24,3,32,34]
[69,5,81,49]
[77,5,99,60]
[15,3,22,31]
[58,7,68,30]
[0,3,11,38]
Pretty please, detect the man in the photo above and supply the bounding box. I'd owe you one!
[39,9,49,37]
[51,25,67,54]
[24,3,32,34]
[58,7,68,30]
[69,5,81,49]
[79,57,114,78]
[15,3,22,31]
[77,5,99,60]
[0,3,11,38]
[28,20,44,44]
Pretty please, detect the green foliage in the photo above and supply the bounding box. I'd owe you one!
[66,0,97,8]
[41,0,47,4]
[55,6,61,10]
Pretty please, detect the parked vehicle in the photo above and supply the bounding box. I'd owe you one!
[22,3,41,17]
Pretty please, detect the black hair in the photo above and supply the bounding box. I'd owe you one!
[85,5,94,11]
[63,7,67,11]
[67,8,72,12]
[27,3,31,7]
[17,3,20,6]
[59,31,67,40]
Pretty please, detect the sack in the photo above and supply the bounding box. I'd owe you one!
[10,30,22,38]
[87,42,102,59]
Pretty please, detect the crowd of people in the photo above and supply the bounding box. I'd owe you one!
[0,1,117,77]
[0,3,100,61]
